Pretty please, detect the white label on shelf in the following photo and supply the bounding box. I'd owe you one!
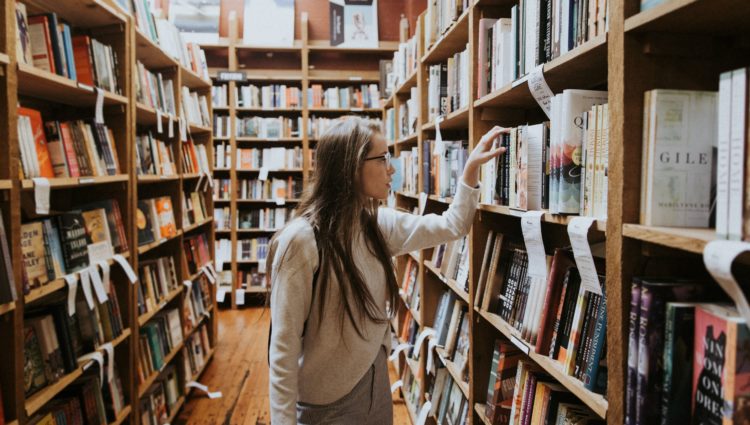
[79,351,104,386]
[704,241,750,326]
[100,342,114,383]
[390,380,403,393]
[426,338,438,374]
[113,254,137,283]
[418,192,428,215]
[79,177,95,184]
[521,211,547,281]
[433,116,445,155]
[184,280,193,288]
[510,334,530,355]
[528,65,553,119]
[259,167,269,181]
[88,265,108,304]
[64,274,78,316]
[156,109,163,133]
[95,88,105,124]
[216,288,227,303]
[79,268,95,310]
[349,76,363,81]
[186,381,223,399]
[77,83,94,92]
[417,401,432,425]
[389,343,411,361]
[97,261,111,293]
[275,197,285,206]
[568,216,602,295]
[414,327,436,350]
[32,177,50,215]
[168,115,175,138]
[235,289,245,305]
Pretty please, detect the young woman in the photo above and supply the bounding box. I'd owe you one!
[268,117,504,425]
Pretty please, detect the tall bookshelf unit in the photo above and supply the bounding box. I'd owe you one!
[0,0,218,423]
[204,14,396,308]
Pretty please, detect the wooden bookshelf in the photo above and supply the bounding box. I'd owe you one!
[109,405,132,425]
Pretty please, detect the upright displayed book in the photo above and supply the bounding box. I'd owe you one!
[329,0,379,48]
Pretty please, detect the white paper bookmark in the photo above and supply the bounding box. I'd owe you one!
[704,241,750,325]
[64,274,78,316]
[32,177,50,215]
[426,338,439,374]
[88,265,109,304]
[179,117,187,142]
[390,380,403,393]
[418,192,428,215]
[168,115,175,138]
[433,116,445,156]
[206,172,215,188]
[97,261,111,293]
[521,211,547,281]
[235,289,245,305]
[414,327,436,351]
[186,381,223,399]
[183,280,193,288]
[567,217,602,295]
[216,288,227,303]
[113,254,137,283]
[156,109,163,133]
[95,88,105,124]
[100,342,114,383]
[259,167,269,181]
[79,268,95,309]
[205,263,218,279]
[389,343,411,361]
[79,351,104,386]
[417,401,433,425]
[528,65,553,119]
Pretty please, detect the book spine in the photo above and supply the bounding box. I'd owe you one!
[625,281,642,425]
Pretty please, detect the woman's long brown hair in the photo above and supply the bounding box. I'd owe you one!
[267,117,398,339]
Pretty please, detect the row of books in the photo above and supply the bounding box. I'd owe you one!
[427,366,470,425]
[184,276,213,332]
[212,84,228,107]
[236,116,303,139]
[237,207,295,231]
[21,201,129,292]
[27,371,126,425]
[136,197,178,247]
[16,4,122,94]
[183,233,212,276]
[307,84,381,109]
[182,191,209,228]
[24,294,124,398]
[135,133,176,177]
[214,207,231,231]
[182,324,212,379]
[484,347,603,425]
[215,239,231,270]
[237,237,269,262]
[400,362,420,412]
[427,45,470,122]
[391,148,420,195]
[236,177,304,201]
[431,291,471,380]
[135,61,177,115]
[401,258,421,312]
[400,87,420,138]
[430,235,470,291]
[234,147,303,170]
[237,267,266,290]
[137,255,179,317]
[214,179,232,201]
[474,231,607,394]
[0,213,16,305]
[182,139,211,175]
[385,34,418,97]
[422,139,469,198]
[385,108,396,142]
[18,107,120,179]
[236,84,302,109]
[181,87,211,128]
[138,364,181,425]
[137,308,183,384]
[424,0,470,51]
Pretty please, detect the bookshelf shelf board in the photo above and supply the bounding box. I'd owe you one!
[215,229,231,234]
[214,198,231,203]
[236,228,277,234]
[236,198,302,204]
[0,53,9,65]
[188,123,212,134]
[384,95,394,109]
[474,0,517,6]
[18,64,128,106]
[21,175,130,190]
[137,175,180,184]
[138,287,184,327]
[181,173,201,179]
[307,107,382,114]
[428,194,454,205]
[165,396,185,425]
[422,106,470,131]
[23,0,125,27]
[474,403,492,425]
[235,107,302,113]
[183,218,214,234]
[235,69,305,81]
[236,40,304,52]
[189,349,215,384]
[474,34,607,111]
[422,9,471,64]
[135,103,174,126]
[201,39,230,49]
[396,70,419,96]
[307,70,380,83]
[25,328,131,416]
[622,224,714,254]
[424,261,470,304]
[138,342,183,397]
[236,260,261,264]
[25,254,130,305]
[180,66,211,89]
[308,40,399,53]
[396,133,419,147]
[134,30,178,69]
[137,231,183,255]
[245,287,270,293]
[235,168,304,173]
[235,137,303,142]
[0,180,12,190]
[396,191,419,200]
[476,309,608,418]
[0,301,15,316]
[624,0,750,34]
[408,251,420,262]
[212,106,229,111]
[435,347,470,398]
[110,405,132,425]
[478,204,607,233]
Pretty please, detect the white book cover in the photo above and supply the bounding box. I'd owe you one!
[728,68,747,240]
[643,89,717,227]
[329,0,378,48]
[549,94,562,213]
[524,0,539,75]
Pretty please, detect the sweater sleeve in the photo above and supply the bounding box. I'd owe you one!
[378,181,481,257]
[268,224,319,425]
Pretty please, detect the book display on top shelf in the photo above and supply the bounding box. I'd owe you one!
[329,0,379,48]
[243,0,295,47]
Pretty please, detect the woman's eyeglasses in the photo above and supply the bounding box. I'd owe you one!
[364,152,391,167]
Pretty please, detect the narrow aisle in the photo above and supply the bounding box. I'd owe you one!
[177,306,411,425]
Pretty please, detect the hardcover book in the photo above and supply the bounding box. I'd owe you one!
[21,221,50,289]
[56,211,92,273]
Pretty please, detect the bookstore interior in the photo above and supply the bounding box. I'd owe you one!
[0,0,749,423]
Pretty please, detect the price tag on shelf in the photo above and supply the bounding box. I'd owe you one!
[79,268,95,310]
[186,381,223,399]
[528,65,553,119]
[390,380,403,394]
[349,76,363,81]
[417,401,433,425]
[259,167,269,181]
[95,88,105,124]
[100,342,114,383]
[389,343,411,361]
[32,177,50,215]
[704,241,750,326]
[235,289,245,305]
[113,254,137,283]
[567,217,602,295]
[64,274,78,316]
[156,109,163,133]
[433,116,445,156]
[79,177,95,184]
[521,211,547,282]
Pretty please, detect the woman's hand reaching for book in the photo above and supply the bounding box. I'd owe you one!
[462,126,506,188]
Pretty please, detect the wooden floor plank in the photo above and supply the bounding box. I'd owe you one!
[177,307,411,425]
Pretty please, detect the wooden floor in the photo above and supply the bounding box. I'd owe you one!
[177,306,412,425]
